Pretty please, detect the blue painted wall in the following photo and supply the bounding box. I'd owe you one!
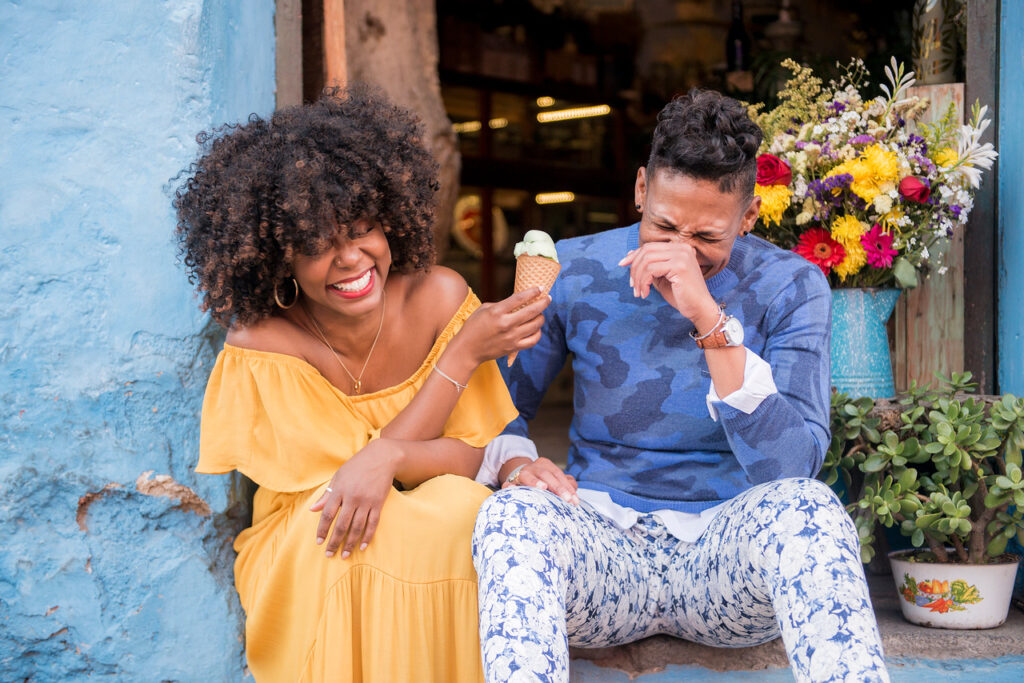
[0,1,275,679]
[1000,1,1024,395]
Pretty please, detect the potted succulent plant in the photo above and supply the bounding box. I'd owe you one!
[822,372,1024,628]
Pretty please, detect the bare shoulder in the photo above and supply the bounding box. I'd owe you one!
[404,266,471,331]
[225,315,310,359]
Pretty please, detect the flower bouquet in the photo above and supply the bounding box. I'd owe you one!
[749,57,996,288]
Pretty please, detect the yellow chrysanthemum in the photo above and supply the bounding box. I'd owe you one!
[828,145,900,203]
[933,147,958,168]
[862,144,900,185]
[827,158,874,202]
[831,214,867,247]
[833,238,867,281]
[754,184,792,226]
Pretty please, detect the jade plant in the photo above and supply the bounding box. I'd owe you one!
[821,372,1024,564]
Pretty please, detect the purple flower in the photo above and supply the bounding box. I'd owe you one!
[850,134,875,145]
[827,101,846,115]
[912,155,937,174]
[950,205,962,218]
[807,173,854,220]
[795,141,808,150]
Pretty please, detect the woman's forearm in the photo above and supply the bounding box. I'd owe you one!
[390,437,484,489]
[380,336,479,441]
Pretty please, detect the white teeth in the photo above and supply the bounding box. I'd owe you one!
[331,270,371,293]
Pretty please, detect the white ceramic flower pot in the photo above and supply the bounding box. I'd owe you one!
[888,550,1021,629]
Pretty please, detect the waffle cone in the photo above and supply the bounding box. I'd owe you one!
[508,254,561,366]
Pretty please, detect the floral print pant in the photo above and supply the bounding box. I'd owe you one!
[472,478,889,683]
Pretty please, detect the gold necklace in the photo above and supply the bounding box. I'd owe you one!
[304,292,386,394]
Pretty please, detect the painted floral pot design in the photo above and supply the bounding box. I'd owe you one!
[898,576,981,614]
[889,550,1021,629]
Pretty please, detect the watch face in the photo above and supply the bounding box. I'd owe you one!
[723,317,744,345]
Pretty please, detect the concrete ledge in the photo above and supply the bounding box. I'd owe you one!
[570,576,1024,678]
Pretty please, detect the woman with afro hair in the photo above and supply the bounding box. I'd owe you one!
[175,86,576,681]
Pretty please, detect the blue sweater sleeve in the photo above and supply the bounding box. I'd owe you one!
[499,276,570,438]
[714,268,832,482]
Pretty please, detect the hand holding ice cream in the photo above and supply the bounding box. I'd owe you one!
[508,230,560,366]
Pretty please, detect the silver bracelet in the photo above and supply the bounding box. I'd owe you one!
[691,305,726,341]
[432,363,468,393]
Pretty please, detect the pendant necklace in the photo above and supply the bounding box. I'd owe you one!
[305,292,386,394]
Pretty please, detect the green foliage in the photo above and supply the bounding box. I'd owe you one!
[749,59,832,154]
[820,373,1024,564]
[919,101,961,155]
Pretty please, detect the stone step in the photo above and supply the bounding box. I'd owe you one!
[570,576,1024,680]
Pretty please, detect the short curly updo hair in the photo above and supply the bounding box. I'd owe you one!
[174,85,439,328]
[647,88,763,199]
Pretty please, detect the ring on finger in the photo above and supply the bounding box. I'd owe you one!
[506,463,527,486]
[326,487,334,493]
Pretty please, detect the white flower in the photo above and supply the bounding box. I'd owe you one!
[793,174,808,197]
[938,266,949,275]
[951,107,998,188]
[873,194,893,214]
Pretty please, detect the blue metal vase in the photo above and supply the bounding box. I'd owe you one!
[830,288,901,398]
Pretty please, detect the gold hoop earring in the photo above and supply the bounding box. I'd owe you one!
[274,278,299,309]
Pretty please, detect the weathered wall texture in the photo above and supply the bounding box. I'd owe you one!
[0,1,275,678]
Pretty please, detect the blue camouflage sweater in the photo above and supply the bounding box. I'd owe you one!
[501,223,832,513]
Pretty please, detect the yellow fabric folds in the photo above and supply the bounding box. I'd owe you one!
[197,291,516,492]
[196,291,517,682]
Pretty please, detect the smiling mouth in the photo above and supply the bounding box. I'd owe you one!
[330,269,372,293]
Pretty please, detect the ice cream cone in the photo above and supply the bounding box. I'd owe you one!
[508,254,561,366]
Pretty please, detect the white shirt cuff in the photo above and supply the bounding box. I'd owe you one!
[705,347,778,421]
[477,434,539,487]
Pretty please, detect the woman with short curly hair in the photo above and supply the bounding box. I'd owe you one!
[175,86,575,681]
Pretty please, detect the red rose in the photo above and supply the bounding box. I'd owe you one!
[756,154,792,186]
[898,176,931,203]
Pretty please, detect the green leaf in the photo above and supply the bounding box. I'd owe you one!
[987,535,1009,557]
[898,468,917,489]
[911,528,925,546]
[984,491,1007,508]
[862,455,887,473]
[916,513,942,529]
[894,257,919,288]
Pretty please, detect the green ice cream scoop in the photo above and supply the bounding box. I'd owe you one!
[513,230,558,261]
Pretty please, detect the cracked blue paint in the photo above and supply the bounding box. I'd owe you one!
[0,1,274,679]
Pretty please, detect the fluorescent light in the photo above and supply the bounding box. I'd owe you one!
[535,192,576,205]
[537,105,611,123]
[453,118,510,134]
[536,96,556,107]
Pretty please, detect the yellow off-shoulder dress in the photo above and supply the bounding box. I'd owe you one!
[196,292,517,682]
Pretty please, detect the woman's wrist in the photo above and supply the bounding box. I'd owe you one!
[376,438,408,478]
[436,338,479,382]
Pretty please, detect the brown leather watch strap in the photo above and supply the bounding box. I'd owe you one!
[694,328,729,349]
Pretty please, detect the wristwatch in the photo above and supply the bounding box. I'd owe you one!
[690,312,744,349]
